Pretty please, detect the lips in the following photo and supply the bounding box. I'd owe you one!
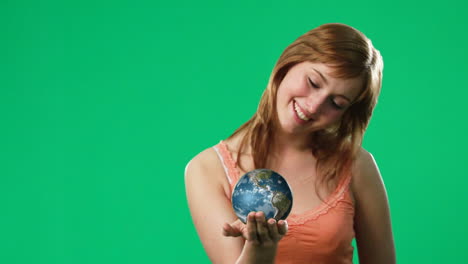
[294,101,310,121]
[292,100,311,125]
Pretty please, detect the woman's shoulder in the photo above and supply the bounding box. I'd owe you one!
[185,144,222,178]
[184,143,231,195]
[184,143,246,263]
[350,147,396,262]
[354,147,375,168]
[354,147,380,177]
[350,146,385,200]
[187,144,218,166]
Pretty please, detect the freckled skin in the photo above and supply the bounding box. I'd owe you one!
[276,61,364,138]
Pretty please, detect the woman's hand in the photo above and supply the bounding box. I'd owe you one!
[222,212,288,263]
[222,211,288,247]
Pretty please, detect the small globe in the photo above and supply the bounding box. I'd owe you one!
[231,169,293,224]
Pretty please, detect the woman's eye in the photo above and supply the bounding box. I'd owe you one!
[308,78,319,88]
[331,99,345,110]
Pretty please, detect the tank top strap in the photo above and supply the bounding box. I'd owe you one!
[336,171,354,205]
[212,140,241,186]
[287,171,354,225]
[338,169,353,195]
[324,168,354,207]
[322,170,354,211]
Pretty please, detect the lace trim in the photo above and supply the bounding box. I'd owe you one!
[287,174,353,225]
[217,139,353,225]
[213,146,232,184]
[216,141,241,185]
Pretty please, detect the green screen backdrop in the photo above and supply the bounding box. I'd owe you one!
[2,0,467,263]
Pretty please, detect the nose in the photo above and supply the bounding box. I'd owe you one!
[304,94,327,116]
[305,93,327,116]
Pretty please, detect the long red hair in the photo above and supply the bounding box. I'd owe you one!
[228,23,383,201]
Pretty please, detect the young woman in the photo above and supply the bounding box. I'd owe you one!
[185,23,396,264]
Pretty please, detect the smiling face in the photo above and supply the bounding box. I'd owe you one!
[275,61,364,137]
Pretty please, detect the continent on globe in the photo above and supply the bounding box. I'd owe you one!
[231,169,293,224]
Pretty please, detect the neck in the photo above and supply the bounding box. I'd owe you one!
[271,129,313,156]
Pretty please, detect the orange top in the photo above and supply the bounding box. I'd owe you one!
[213,141,355,264]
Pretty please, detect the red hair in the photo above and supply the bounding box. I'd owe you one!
[228,23,383,201]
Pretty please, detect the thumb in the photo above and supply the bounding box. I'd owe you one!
[222,222,242,237]
[278,220,288,236]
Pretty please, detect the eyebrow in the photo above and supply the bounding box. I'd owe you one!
[312,68,353,103]
[312,68,328,85]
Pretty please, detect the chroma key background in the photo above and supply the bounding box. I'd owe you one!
[1,0,467,263]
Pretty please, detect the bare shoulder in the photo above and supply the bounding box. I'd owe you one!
[351,147,384,194]
[184,146,244,263]
[185,147,218,178]
[351,146,389,214]
[351,147,396,264]
[185,146,232,200]
[185,146,220,174]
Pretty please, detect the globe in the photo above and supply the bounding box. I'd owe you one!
[231,169,293,224]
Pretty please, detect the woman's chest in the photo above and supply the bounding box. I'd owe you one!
[277,194,356,261]
[237,160,338,215]
[233,149,355,215]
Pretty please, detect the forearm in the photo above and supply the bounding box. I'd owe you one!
[235,241,278,264]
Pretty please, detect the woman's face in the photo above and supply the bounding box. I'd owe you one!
[275,61,364,136]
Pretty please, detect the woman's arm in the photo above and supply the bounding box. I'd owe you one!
[352,148,396,264]
[185,148,286,264]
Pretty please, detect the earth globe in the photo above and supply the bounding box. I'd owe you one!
[231,169,293,224]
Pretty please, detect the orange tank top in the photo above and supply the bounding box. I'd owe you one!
[213,140,355,264]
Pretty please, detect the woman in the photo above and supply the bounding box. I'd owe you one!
[185,23,396,264]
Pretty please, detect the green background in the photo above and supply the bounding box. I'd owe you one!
[2,0,467,263]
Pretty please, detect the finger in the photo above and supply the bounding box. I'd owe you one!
[266,218,281,241]
[222,222,231,236]
[231,219,249,240]
[222,222,241,237]
[255,211,270,243]
[277,220,288,236]
[246,212,258,242]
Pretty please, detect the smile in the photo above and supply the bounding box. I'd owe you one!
[294,101,310,121]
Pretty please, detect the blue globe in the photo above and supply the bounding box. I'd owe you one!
[232,169,293,224]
